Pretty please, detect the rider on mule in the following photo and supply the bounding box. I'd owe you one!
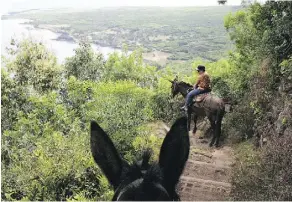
[181,65,211,111]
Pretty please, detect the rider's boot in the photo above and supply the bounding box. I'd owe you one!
[181,104,192,111]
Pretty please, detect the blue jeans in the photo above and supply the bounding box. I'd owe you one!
[186,88,210,106]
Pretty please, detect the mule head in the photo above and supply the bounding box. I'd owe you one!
[169,76,180,98]
[90,117,189,201]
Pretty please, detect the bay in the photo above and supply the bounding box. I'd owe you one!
[1,19,122,64]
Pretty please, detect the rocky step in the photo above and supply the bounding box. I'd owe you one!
[178,176,231,201]
[182,159,231,183]
[190,145,234,166]
[190,152,214,163]
[189,135,215,149]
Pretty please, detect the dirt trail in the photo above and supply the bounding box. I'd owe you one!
[152,121,234,201]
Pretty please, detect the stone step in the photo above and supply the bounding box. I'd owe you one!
[190,145,234,166]
[182,160,231,183]
[189,137,213,150]
[190,152,214,163]
[180,176,231,188]
[178,176,231,201]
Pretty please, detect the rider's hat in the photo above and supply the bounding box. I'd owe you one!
[196,65,205,72]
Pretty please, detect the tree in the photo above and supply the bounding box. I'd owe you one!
[5,39,62,92]
[218,0,227,5]
[225,1,292,77]
[64,42,105,81]
[1,69,29,132]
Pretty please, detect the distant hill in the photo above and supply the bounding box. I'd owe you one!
[5,6,241,63]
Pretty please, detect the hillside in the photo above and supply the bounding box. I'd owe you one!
[3,6,240,63]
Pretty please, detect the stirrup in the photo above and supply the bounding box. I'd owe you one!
[180,106,188,111]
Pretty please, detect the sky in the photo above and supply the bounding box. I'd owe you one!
[0,0,244,15]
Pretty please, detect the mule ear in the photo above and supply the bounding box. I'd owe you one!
[159,117,190,197]
[90,121,123,189]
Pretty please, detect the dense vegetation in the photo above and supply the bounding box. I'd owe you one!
[1,1,292,201]
[223,1,292,200]
[1,38,185,200]
[3,6,239,63]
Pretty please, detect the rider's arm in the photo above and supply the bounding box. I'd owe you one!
[194,75,202,89]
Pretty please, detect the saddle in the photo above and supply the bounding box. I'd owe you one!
[193,92,210,103]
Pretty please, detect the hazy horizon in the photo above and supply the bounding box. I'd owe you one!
[1,0,257,15]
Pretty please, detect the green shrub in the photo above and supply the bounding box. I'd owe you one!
[131,124,164,161]
[85,80,155,153]
[150,77,184,122]
[231,135,292,200]
[1,123,107,201]
[103,49,157,88]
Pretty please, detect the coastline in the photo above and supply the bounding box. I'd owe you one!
[2,18,173,66]
[4,18,123,49]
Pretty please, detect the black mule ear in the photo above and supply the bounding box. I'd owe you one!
[159,117,190,197]
[90,121,123,189]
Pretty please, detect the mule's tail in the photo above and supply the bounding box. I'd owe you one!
[187,109,192,132]
[216,109,225,126]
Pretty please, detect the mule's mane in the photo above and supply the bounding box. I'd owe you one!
[178,81,192,88]
[139,149,152,169]
[139,149,163,182]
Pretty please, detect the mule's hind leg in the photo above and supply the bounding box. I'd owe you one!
[209,132,216,147]
[208,115,216,147]
[215,111,224,147]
